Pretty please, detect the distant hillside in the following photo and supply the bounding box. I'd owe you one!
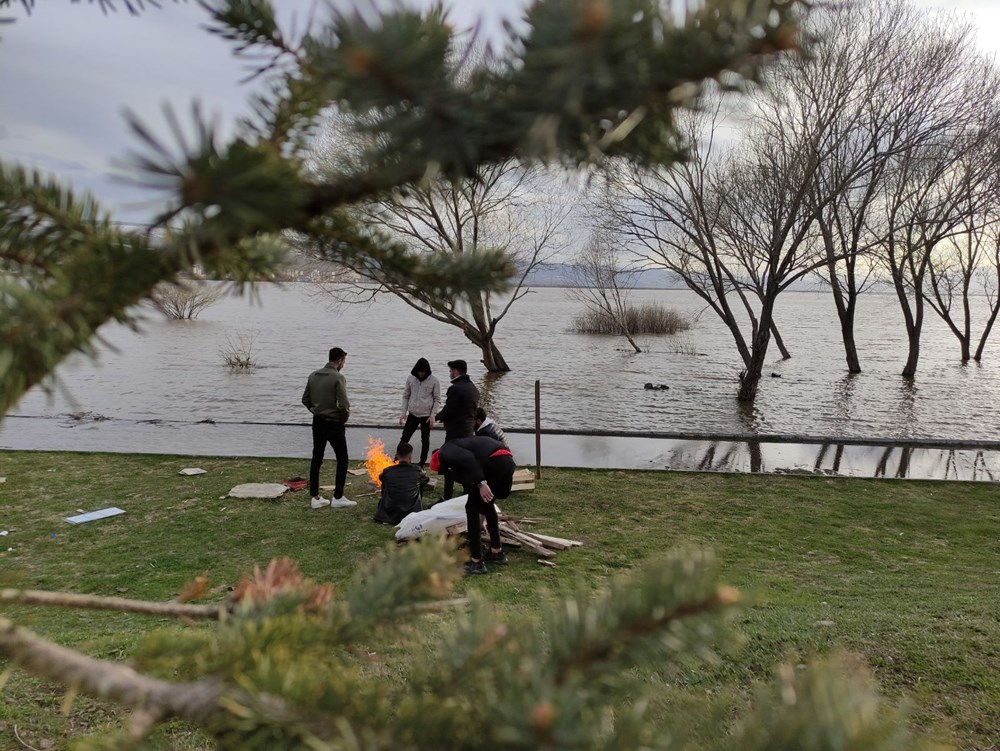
[523,263,830,292]
[524,263,685,289]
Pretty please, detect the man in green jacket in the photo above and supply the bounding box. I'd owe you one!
[302,347,355,509]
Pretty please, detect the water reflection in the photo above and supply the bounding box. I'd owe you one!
[476,370,507,418]
[895,379,918,436]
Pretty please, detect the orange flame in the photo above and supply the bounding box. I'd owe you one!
[365,436,396,487]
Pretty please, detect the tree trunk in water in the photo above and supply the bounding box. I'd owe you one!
[770,320,790,360]
[841,326,861,373]
[901,331,920,378]
[737,301,774,402]
[974,303,1000,361]
[480,338,510,372]
[833,296,861,373]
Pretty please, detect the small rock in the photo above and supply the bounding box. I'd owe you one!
[771,372,782,378]
[814,619,835,627]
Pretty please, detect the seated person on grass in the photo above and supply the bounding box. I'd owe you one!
[374,442,424,525]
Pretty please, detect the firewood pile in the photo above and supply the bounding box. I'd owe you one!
[444,514,582,566]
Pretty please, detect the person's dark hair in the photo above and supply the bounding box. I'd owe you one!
[396,441,413,459]
[447,359,467,374]
[329,347,347,362]
[474,407,487,422]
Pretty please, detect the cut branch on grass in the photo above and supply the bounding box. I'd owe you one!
[0,588,226,619]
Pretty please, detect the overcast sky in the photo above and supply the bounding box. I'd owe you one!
[1,0,998,225]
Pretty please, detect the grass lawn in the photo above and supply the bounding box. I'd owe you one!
[1,451,998,750]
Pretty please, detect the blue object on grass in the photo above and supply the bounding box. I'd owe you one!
[64,507,126,525]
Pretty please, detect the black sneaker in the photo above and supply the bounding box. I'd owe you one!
[463,560,487,576]
[485,549,508,566]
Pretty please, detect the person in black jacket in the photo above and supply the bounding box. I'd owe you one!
[432,435,515,575]
[434,359,480,499]
[373,442,424,525]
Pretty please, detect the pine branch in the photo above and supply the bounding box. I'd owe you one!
[5,0,174,16]
[0,614,225,725]
[0,588,226,619]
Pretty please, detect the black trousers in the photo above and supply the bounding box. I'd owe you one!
[464,485,501,561]
[309,416,348,498]
[400,414,431,465]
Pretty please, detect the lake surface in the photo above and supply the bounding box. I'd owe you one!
[5,283,1000,442]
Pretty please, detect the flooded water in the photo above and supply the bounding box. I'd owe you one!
[4,283,1000,443]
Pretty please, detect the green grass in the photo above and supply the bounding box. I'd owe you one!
[1,451,998,750]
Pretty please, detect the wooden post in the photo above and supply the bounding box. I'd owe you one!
[534,379,541,479]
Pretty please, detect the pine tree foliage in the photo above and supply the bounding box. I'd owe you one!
[0,2,933,749]
[0,542,927,750]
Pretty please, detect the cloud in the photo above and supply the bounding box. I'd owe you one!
[3,0,997,225]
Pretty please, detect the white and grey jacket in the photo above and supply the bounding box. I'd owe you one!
[401,374,441,419]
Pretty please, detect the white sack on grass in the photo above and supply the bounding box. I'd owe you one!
[395,495,502,541]
[227,483,288,499]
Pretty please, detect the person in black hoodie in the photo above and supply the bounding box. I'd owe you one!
[434,359,480,499]
[432,435,515,575]
[398,357,441,467]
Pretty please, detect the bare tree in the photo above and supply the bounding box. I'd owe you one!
[149,279,225,320]
[602,85,848,402]
[570,230,642,352]
[923,145,1000,362]
[850,5,1000,378]
[802,0,928,373]
[874,127,998,376]
[316,160,569,371]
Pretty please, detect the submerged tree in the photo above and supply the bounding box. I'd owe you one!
[0,0,932,749]
[150,278,226,320]
[923,147,1000,363]
[570,229,644,352]
[315,158,569,371]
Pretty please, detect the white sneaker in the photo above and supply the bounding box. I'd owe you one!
[330,496,357,508]
[310,496,331,509]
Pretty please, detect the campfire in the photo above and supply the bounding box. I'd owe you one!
[365,437,396,487]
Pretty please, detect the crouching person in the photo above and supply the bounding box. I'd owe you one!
[431,436,515,575]
[374,442,424,525]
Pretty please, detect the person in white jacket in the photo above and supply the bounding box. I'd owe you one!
[399,357,441,467]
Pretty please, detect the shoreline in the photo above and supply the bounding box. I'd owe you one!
[3,414,998,482]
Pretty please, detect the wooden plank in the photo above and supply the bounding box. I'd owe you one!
[501,521,567,550]
[506,530,555,557]
[510,482,535,492]
[528,532,583,548]
[537,559,557,567]
[512,469,534,482]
